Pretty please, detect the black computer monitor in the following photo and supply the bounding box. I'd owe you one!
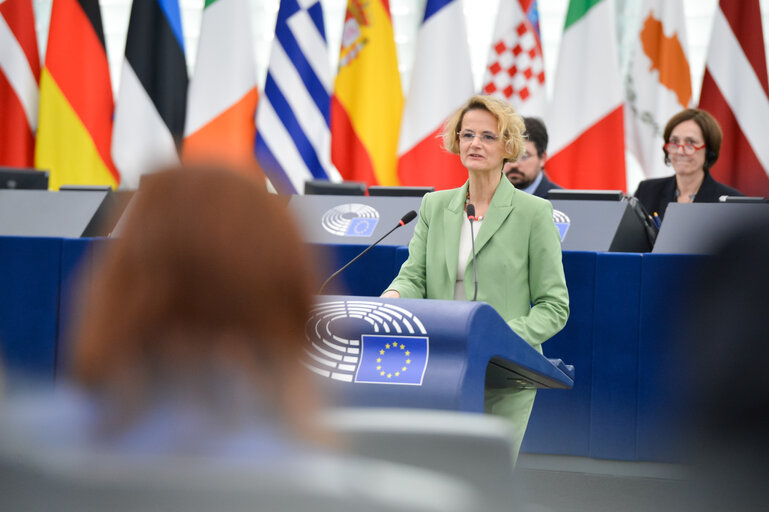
[547,189,624,201]
[0,167,49,190]
[368,186,434,197]
[304,179,366,195]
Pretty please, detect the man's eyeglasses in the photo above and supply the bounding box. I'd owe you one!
[458,130,499,144]
[516,152,532,162]
[663,141,705,155]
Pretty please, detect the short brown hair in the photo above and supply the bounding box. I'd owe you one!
[663,108,722,172]
[70,164,319,435]
[442,95,526,161]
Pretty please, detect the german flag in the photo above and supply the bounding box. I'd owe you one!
[34,0,118,189]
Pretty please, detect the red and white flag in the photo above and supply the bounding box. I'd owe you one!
[0,0,39,167]
[482,0,546,117]
[698,0,769,196]
[397,0,474,190]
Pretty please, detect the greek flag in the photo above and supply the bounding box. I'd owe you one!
[256,0,339,194]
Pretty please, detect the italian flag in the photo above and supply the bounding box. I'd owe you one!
[183,0,259,171]
[547,0,626,191]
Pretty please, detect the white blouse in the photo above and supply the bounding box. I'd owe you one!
[454,215,482,301]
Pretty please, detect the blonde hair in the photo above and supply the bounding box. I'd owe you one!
[442,95,526,161]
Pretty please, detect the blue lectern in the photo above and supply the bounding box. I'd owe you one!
[304,296,574,413]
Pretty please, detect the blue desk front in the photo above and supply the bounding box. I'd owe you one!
[0,237,698,462]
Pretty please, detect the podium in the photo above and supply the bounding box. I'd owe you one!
[304,296,574,413]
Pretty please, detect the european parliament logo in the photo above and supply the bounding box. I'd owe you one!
[321,203,380,237]
[355,335,429,385]
[302,300,430,386]
[553,209,570,242]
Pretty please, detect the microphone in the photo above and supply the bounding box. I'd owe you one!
[466,204,478,301]
[318,210,418,294]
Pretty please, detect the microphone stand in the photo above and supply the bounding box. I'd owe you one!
[318,211,417,294]
[466,204,478,301]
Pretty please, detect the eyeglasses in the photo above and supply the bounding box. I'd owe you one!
[663,141,706,155]
[458,130,499,144]
[516,152,532,162]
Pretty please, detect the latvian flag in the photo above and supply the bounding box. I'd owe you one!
[0,0,39,167]
[699,0,769,196]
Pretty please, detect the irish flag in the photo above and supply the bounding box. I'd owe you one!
[547,0,626,191]
[183,0,259,170]
[331,0,403,186]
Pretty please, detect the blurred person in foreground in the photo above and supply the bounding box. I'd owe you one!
[382,95,569,462]
[3,164,322,456]
[634,108,743,220]
[683,216,769,512]
[503,116,562,198]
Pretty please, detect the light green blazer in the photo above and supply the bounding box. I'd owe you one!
[386,176,569,349]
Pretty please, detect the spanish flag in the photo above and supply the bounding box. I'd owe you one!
[34,0,118,189]
[331,0,403,186]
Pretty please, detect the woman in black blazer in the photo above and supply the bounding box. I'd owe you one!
[634,109,742,219]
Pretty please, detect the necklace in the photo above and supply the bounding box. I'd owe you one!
[465,191,485,221]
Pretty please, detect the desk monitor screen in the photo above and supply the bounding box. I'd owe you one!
[0,167,49,190]
[718,195,767,203]
[368,186,434,197]
[304,179,366,196]
[547,189,623,201]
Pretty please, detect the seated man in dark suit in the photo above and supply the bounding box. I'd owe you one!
[503,117,563,199]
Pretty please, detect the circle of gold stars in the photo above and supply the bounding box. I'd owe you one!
[377,342,412,379]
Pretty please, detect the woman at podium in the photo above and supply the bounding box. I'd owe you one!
[381,95,569,461]
[634,108,743,220]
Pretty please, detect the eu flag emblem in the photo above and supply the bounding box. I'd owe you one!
[354,335,429,385]
[345,217,378,237]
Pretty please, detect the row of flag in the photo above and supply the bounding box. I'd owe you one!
[1,0,767,196]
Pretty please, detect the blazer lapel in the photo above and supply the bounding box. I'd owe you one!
[443,183,467,283]
[473,176,515,255]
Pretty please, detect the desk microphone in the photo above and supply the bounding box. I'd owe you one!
[466,204,478,301]
[318,210,417,294]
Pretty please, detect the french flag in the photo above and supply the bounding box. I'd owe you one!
[397,0,473,190]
